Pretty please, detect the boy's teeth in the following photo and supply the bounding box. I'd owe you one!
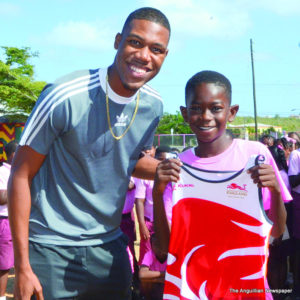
[131,66,146,74]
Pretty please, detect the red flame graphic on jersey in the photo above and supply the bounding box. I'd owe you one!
[227,183,248,191]
[164,198,268,300]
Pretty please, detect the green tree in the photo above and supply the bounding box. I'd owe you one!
[156,112,192,134]
[0,46,46,121]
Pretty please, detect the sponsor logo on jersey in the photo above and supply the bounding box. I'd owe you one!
[115,113,128,127]
[172,183,195,191]
[226,183,248,196]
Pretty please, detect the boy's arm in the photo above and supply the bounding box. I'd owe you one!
[139,266,165,281]
[0,190,7,205]
[8,146,46,300]
[153,159,182,255]
[136,198,150,240]
[248,164,286,238]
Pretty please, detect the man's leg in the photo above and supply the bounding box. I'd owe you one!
[79,234,132,300]
[29,242,87,300]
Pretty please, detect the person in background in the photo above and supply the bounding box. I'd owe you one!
[0,141,18,300]
[136,145,171,265]
[288,141,300,297]
[260,134,275,147]
[268,137,293,294]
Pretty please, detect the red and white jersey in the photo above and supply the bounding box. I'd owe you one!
[164,156,272,300]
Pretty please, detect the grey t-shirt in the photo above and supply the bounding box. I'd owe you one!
[20,68,163,245]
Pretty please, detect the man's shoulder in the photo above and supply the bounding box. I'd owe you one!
[38,68,101,109]
[140,84,163,103]
[54,68,100,85]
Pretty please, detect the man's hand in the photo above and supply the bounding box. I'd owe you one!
[14,267,44,300]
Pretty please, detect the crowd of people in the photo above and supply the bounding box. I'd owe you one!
[0,5,300,300]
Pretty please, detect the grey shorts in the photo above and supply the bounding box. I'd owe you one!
[29,234,132,300]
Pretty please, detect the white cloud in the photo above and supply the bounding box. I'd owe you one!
[142,0,300,39]
[143,0,252,39]
[258,0,300,15]
[0,2,21,17]
[46,21,115,51]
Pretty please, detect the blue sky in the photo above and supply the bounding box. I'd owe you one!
[1,0,300,117]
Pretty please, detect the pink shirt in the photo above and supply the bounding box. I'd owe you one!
[0,162,11,216]
[163,139,291,219]
[141,248,167,272]
[122,177,138,214]
[135,179,154,221]
[288,149,300,194]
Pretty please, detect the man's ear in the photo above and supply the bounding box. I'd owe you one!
[114,33,122,50]
[180,106,188,123]
[228,104,239,122]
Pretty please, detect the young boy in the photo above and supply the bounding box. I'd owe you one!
[153,71,291,299]
[136,145,171,264]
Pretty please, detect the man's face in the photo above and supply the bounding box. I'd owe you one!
[110,19,169,97]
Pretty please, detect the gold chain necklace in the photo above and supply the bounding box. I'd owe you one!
[106,75,140,140]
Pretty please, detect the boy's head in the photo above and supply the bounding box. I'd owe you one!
[180,70,239,145]
[111,7,170,97]
[260,135,274,147]
[142,145,156,157]
[5,140,18,164]
[185,70,232,106]
[155,145,171,161]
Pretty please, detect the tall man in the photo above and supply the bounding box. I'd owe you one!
[8,7,170,300]
[0,141,18,300]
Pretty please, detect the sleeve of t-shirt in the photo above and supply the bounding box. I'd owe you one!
[262,147,292,210]
[19,84,71,155]
[135,179,147,199]
[288,150,300,176]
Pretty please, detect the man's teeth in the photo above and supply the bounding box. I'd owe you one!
[131,66,146,74]
[200,127,212,130]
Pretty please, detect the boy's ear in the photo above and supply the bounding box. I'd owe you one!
[228,104,239,122]
[180,106,188,122]
[114,33,122,50]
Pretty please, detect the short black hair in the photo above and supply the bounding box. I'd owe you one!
[5,140,18,158]
[155,145,171,156]
[185,70,232,105]
[122,7,170,35]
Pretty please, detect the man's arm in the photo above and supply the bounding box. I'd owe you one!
[132,154,160,180]
[8,145,46,300]
[0,190,7,205]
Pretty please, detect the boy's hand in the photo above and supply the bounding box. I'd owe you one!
[140,223,150,240]
[154,158,182,194]
[247,164,280,193]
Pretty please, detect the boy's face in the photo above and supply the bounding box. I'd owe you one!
[180,83,238,144]
[111,19,169,97]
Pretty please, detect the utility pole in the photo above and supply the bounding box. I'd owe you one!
[250,39,258,141]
